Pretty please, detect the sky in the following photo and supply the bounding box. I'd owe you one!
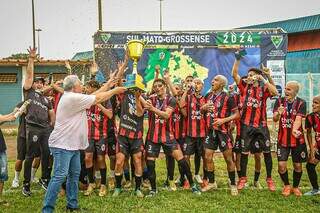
[0,0,319,59]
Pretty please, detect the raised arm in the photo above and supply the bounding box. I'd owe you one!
[232,59,241,85]
[163,69,178,97]
[24,47,37,90]
[94,87,127,105]
[97,104,113,119]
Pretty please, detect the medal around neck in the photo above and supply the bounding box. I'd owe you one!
[124,39,147,92]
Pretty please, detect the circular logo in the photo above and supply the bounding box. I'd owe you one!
[33,135,38,142]
[221,141,226,147]
[265,140,270,147]
[301,151,306,159]
[255,141,260,148]
[123,115,128,120]
[101,144,106,151]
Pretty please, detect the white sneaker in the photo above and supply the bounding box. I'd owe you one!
[230,185,239,196]
[12,179,19,188]
[201,182,217,192]
[194,175,203,184]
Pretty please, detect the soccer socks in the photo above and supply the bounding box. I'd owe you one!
[135,175,142,190]
[263,152,273,179]
[100,168,107,185]
[115,173,123,189]
[240,154,249,177]
[31,167,37,181]
[206,171,215,183]
[279,170,290,185]
[124,169,130,181]
[87,167,95,184]
[178,159,194,186]
[142,167,149,181]
[147,160,157,192]
[228,171,236,186]
[254,171,260,182]
[293,170,302,188]
[237,170,242,179]
[306,163,319,190]
[194,152,201,175]
[166,155,175,181]
[14,171,20,181]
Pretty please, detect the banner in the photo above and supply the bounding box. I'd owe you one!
[93,31,287,94]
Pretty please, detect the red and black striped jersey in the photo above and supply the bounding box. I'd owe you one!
[118,92,144,139]
[205,91,237,133]
[273,97,306,147]
[305,112,320,149]
[172,103,186,140]
[146,95,176,144]
[185,94,207,138]
[238,79,271,128]
[231,92,241,136]
[87,100,112,140]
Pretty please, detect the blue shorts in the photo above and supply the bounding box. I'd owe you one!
[0,151,8,182]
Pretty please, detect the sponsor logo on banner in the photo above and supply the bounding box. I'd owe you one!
[271,35,284,49]
[100,33,111,43]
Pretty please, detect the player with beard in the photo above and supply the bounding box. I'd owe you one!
[273,81,307,197]
[143,78,201,196]
[180,78,206,184]
[201,75,239,195]
[232,54,278,192]
[304,95,320,196]
[22,47,56,196]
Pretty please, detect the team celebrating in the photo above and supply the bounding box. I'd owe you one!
[1,47,320,210]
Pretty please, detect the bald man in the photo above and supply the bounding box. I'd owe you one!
[201,75,240,195]
[273,81,307,197]
[304,95,320,196]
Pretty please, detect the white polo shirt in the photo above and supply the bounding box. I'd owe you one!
[49,92,95,150]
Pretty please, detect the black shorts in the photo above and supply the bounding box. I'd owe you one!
[277,143,308,163]
[184,137,204,156]
[204,129,233,152]
[145,140,180,158]
[106,133,117,156]
[85,138,106,155]
[177,138,186,155]
[117,135,143,157]
[17,136,27,160]
[240,125,271,153]
[25,125,47,159]
[232,135,242,154]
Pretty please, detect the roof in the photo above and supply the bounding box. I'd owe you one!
[239,14,320,34]
[72,51,93,60]
[287,49,320,58]
[0,59,92,66]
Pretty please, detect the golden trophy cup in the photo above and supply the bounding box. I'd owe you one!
[124,39,146,92]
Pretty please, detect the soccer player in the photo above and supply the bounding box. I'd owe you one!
[180,78,206,184]
[163,72,189,189]
[304,95,320,196]
[201,75,239,195]
[232,55,278,192]
[230,83,264,188]
[83,80,113,197]
[143,78,201,196]
[273,81,307,197]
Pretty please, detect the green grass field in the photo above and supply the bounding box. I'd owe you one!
[2,155,320,213]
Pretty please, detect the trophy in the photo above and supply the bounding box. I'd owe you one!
[124,39,147,92]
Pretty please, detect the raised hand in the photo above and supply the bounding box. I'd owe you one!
[27,46,37,59]
[262,64,271,76]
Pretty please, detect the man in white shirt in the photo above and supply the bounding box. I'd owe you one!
[42,75,126,213]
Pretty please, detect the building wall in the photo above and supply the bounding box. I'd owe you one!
[0,66,22,114]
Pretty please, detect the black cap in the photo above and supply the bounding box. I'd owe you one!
[34,76,45,83]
